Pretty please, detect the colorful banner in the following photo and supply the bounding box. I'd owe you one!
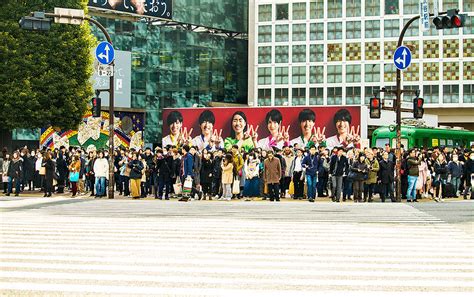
[40,111,144,151]
[162,106,362,151]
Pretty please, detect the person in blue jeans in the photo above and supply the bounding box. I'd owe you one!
[302,145,321,202]
[6,151,23,197]
[93,151,109,198]
[406,149,421,202]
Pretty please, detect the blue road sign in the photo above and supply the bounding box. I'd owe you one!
[393,46,412,71]
[95,41,115,65]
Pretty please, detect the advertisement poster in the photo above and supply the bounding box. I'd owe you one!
[40,111,144,151]
[162,106,362,151]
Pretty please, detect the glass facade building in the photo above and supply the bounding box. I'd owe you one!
[90,0,248,144]
[249,0,474,126]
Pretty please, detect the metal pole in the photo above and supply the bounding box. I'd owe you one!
[44,13,115,199]
[394,12,446,202]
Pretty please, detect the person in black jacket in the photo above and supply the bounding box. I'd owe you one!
[379,152,395,202]
[433,153,449,202]
[463,151,474,199]
[154,149,173,200]
[22,149,36,191]
[329,147,348,202]
[56,146,69,194]
[128,152,144,199]
[211,149,223,198]
[41,152,55,197]
[350,153,368,203]
[200,151,214,200]
[6,151,23,196]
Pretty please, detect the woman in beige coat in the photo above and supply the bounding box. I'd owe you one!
[220,154,234,201]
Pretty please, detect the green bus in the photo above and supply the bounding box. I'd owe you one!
[371,126,474,149]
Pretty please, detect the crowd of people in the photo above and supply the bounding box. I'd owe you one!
[1,142,473,203]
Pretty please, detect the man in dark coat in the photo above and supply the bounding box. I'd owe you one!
[7,151,23,196]
[329,147,348,202]
[56,146,68,193]
[379,151,395,202]
[155,149,173,200]
[211,149,223,198]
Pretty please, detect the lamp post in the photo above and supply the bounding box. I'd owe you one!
[20,9,116,199]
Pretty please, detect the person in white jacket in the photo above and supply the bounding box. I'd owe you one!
[93,151,109,197]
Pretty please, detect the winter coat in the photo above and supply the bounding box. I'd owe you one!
[56,152,69,178]
[170,157,181,179]
[350,160,368,181]
[23,156,35,182]
[221,162,234,184]
[434,161,449,180]
[193,154,202,185]
[447,161,463,178]
[128,160,144,179]
[379,159,394,184]
[364,158,379,184]
[212,156,223,178]
[465,159,474,186]
[264,157,282,184]
[329,155,348,177]
[156,156,173,181]
[302,154,321,177]
[182,153,194,178]
[2,159,10,176]
[42,159,55,184]
[93,158,109,178]
[7,159,23,179]
[200,158,213,184]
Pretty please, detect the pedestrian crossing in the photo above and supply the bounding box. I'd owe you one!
[0,199,473,296]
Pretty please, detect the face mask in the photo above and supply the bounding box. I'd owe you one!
[453,156,458,162]
[248,156,253,160]
[470,156,474,161]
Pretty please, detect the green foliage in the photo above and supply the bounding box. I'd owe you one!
[0,0,96,130]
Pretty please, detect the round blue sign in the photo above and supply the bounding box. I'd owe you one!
[393,46,412,71]
[95,41,115,65]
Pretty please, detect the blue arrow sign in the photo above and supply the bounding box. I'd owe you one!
[95,41,115,65]
[393,46,412,71]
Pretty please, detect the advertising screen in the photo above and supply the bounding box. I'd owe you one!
[88,0,172,20]
[162,106,362,152]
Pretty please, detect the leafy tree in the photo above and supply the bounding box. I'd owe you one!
[0,0,95,130]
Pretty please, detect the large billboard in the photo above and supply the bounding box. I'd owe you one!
[162,106,364,151]
[88,0,172,20]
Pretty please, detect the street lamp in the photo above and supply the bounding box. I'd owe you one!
[20,8,116,199]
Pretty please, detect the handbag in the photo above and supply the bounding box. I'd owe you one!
[183,177,193,194]
[288,180,295,195]
[69,171,79,182]
[2,175,8,183]
[264,183,268,194]
[39,167,46,175]
[173,181,182,195]
[347,171,357,180]
[232,177,240,195]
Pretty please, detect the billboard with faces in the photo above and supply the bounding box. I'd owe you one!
[162,106,363,152]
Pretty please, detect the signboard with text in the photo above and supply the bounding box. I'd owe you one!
[88,0,172,20]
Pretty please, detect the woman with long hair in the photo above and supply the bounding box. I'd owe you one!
[42,152,55,197]
[224,111,257,152]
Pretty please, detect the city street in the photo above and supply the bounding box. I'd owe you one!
[1,196,473,296]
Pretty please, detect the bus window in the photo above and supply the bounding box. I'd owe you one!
[440,139,446,146]
[447,139,453,147]
[375,138,389,148]
[423,138,429,148]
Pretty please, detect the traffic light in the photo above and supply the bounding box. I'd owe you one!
[413,98,424,119]
[92,97,101,117]
[369,97,381,119]
[433,9,466,30]
[19,12,51,31]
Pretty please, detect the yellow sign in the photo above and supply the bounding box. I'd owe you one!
[432,139,439,147]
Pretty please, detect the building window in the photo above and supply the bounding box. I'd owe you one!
[465,0,474,13]
[364,86,380,104]
[346,21,361,39]
[464,85,474,103]
[292,2,306,20]
[327,87,343,105]
[464,16,474,35]
[309,87,324,105]
[385,0,399,15]
[365,20,380,38]
[292,66,306,84]
[365,64,380,82]
[464,61,474,80]
[258,46,271,64]
[258,67,272,85]
[275,25,289,42]
[384,19,400,37]
[309,44,324,62]
[258,4,272,22]
[310,0,324,19]
[443,62,460,81]
[443,85,459,103]
[327,65,342,83]
[275,46,289,63]
[384,63,397,82]
[365,0,380,16]
[327,0,343,18]
[327,43,343,61]
[423,85,439,104]
[292,24,306,41]
[292,45,306,63]
[310,23,324,40]
[327,22,343,40]
[444,0,459,10]
[346,87,361,104]
[346,0,362,17]
[403,18,418,37]
[275,88,289,106]
[275,67,289,85]
[309,66,324,84]
[258,89,272,106]
[403,0,418,14]
[423,62,440,81]
[346,65,361,83]
[402,86,418,102]
[443,39,460,59]
[365,42,381,60]
[346,43,362,61]
[258,25,272,43]
[276,3,289,20]
[292,88,306,106]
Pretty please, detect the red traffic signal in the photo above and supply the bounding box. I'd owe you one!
[434,9,466,29]
[413,98,424,119]
[92,97,101,118]
[369,97,381,119]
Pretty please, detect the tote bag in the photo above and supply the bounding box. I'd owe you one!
[232,177,240,195]
[183,177,193,194]
[69,171,79,182]
[288,180,295,195]
[173,181,182,195]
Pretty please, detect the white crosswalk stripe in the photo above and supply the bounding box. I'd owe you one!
[0,198,473,296]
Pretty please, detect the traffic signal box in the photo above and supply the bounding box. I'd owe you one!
[369,97,381,119]
[92,97,101,117]
[433,9,466,30]
[413,98,424,119]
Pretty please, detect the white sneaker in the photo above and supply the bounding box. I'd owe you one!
[218,197,224,200]
[225,197,231,201]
